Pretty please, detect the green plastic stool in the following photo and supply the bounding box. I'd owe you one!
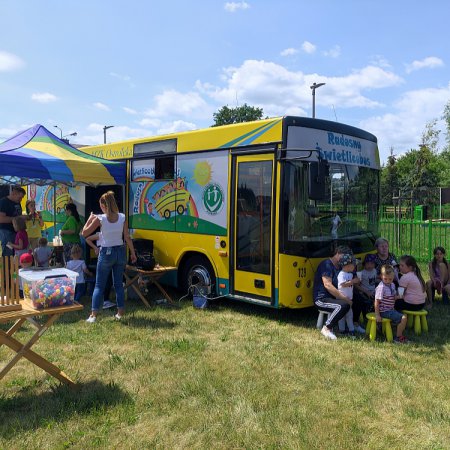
[402,309,428,335]
[366,312,393,342]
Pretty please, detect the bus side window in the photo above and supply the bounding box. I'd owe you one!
[155,156,175,180]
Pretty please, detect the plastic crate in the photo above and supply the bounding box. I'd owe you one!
[19,268,78,309]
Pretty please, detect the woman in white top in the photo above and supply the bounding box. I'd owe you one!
[82,191,137,323]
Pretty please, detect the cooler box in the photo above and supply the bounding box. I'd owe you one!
[20,268,78,309]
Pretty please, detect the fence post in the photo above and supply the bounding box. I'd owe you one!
[428,218,433,262]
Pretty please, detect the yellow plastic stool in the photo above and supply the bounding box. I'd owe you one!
[402,309,428,335]
[365,312,393,342]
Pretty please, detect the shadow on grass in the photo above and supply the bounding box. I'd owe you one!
[181,294,319,328]
[192,294,450,349]
[121,314,178,329]
[0,380,132,436]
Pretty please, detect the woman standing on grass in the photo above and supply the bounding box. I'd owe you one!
[60,203,82,263]
[426,246,450,307]
[82,191,136,323]
[25,199,43,250]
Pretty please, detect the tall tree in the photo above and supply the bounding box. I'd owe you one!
[380,147,399,205]
[443,99,450,150]
[212,104,264,127]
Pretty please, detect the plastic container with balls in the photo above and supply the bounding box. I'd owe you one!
[19,268,78,309]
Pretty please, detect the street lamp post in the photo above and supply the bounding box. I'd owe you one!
[310,82,326,118]
[62,132,77,144]
[103,125,114,144]
[53,125,63,139]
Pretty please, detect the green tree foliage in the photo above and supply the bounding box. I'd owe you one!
[380,147,399,204]
[212,104,264,127]
[380,119,445,207]
[443,99,450,149]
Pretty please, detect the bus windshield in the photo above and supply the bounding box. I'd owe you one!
[281,160,379,257]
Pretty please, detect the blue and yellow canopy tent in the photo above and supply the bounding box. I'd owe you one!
[0,124,125,186]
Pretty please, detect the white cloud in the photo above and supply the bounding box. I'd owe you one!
[405,56,444,74]
[280,48,298,57]
[93,102,111,111]
[156,120,197,135]
[123,107,137,115]
[360,83,450,163]
[224,2,250,12]
[110,71,135,87]
[0,51,25,72]
[80,121,197,145]
[31,92,58,103]
[301,41,316,54]
[369,55,392,69]
[197,60,402,117]
[323,45,341,58]
[144,89,211,119]
[110,72,131,82]
[139,118,162,128]
[82,123,152,145]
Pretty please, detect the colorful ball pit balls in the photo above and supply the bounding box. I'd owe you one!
[31,277,75,309]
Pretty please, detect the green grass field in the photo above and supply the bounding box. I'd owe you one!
[1,290,449,449]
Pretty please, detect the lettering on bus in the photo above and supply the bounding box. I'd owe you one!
[133,182,144,214]
[317,143,371,167]
[91,147,133,159]
[327,132,361,150]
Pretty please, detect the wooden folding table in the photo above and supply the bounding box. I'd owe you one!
[124,265,176,307]
[0,300,83,387]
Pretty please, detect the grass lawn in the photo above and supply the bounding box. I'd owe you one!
[0,290,449,449]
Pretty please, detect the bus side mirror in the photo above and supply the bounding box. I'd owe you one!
[308,161,329,200]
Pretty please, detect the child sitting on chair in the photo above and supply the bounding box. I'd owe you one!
[33,237,53,268]
[425,246,450,307]
[375,264,408,344]
[354,253,378,316]
[65,244,94,302]
[337,253,361,336]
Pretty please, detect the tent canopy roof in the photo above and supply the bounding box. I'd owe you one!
[0,124,126,186]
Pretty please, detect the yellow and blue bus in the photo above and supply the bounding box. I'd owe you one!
[82,116,380,308]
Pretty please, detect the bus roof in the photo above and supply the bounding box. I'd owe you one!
[80,116,377,160]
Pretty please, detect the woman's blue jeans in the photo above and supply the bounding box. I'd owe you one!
[92,245,126,312]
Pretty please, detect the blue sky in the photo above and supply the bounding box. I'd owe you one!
[1,0,449,163]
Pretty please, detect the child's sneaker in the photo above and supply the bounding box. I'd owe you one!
[394,335,409,344]
[354,324,366,334]
[347,331,356,339]
[321,326,337,340]
[86,315,96,323]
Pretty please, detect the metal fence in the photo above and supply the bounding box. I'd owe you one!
[380,205,450,263]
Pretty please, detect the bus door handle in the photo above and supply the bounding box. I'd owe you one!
[254,279,265,289]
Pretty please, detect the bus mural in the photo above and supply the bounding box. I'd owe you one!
[129,154,227,235]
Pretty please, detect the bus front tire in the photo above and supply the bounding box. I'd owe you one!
[180,255,216,298]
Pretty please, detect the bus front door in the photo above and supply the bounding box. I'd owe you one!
[232,155,274,301]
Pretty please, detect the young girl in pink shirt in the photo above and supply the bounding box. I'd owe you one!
[395,255,426,312]
[8,216,29,259]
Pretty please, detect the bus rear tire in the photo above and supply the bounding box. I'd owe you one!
[180,255,216,298]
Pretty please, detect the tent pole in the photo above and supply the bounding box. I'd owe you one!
[53,185,57,239]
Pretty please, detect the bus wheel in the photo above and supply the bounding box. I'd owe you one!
[181,255,216,297]
[164,209,171,219]
[177,205,185,215]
